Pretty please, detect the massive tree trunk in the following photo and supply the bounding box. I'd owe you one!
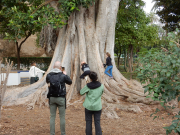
[3,0,155,118]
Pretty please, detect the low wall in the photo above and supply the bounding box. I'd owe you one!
[0,70,44,86]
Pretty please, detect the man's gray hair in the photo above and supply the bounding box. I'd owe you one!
[54,61,61,69]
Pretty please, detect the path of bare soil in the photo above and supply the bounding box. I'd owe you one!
[0,102,177,135]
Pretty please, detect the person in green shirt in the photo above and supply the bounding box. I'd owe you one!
[80,71,104,135]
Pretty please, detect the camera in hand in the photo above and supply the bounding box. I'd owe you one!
[62,67,65,71]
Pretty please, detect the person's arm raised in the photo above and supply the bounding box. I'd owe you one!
[80,85,89,95]
[64,73,72,85]
[46,74,50,83]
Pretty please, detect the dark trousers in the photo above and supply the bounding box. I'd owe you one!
[30,77,35,84]
[85,108,102,135]
[80,70,91,79]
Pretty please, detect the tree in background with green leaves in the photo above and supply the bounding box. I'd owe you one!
[0,0,66,69]
[152,0,180,32]
[137,29,180,134]
[115,0,159,77]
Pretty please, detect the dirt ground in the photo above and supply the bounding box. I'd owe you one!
[0,102,177,135]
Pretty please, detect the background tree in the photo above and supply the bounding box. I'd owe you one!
[114,38,122,69]
[152,0,180,32]
[0,0,64,69]
[115,0,159,77]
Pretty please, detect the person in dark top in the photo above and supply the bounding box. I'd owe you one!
[46,61,72,135]
[80,62,91,80]
[103,52,113,78]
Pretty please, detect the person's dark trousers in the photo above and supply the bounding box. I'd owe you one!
[85,108,102,135]
[80,70,91,79]
[30,77,35,84]
[49,97,66,135]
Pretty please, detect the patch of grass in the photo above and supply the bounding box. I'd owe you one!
[121,72,137,80]
[115,58,139,80]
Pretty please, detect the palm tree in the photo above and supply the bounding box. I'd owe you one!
[148,12,159,24]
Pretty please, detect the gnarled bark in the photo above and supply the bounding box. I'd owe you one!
[3,0,156,118]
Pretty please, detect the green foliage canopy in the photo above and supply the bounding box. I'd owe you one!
[0,0,95,41]
[152,0,180,32]
[0,0,65,41]
[115,0,159,51]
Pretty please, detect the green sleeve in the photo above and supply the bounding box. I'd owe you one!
[80,85,89,95]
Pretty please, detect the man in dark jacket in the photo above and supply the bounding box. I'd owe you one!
[46,61,72,135]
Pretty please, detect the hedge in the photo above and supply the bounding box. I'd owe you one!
[3,57,52,71]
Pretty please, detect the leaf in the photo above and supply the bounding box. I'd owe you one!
[160,102,164,106]
[144,87,149,94]
[153,116,157,120]
[147,63,151,67]
[150,113,154,117]
[160,77,164,82]
[17,35,21,39]
[175,115,180,118]
[166,72,171,77]
[172,120,179,123]
[177,127,180,132]
[70,7,75,11]
[153,93,159,97]
[178,96,180,102]
[155,108,160,112]
[172,123,178,127]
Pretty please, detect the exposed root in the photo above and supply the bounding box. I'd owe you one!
[67,96,84,107]
[26,85,48,110]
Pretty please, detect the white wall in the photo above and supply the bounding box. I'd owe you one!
[0,71,44,86]
[19,71,43,79]
[0,73,20,86]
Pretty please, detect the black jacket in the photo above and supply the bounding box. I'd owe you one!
[87,81,101,89]
[104,57,112,67]
[46,72,72,98]
[81,64,90,72]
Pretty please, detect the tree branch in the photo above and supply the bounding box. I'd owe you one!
[18,32,31,50]
[31,0,58,15]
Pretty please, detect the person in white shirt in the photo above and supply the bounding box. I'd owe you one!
[29,62,45,84]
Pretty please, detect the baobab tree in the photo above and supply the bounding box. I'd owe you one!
[3,0,154,118]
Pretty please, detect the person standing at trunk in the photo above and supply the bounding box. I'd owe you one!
[29,62,45,84]
[103,52,113,79]
[80,71,104,135]
[46,61,72,135]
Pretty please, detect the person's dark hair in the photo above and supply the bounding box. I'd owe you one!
[31,62,36,66]
[81,61,86,66]
[89,71,98,81]
[106,52,111,57]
